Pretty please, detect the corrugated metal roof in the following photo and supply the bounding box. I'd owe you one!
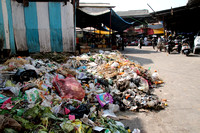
[187,0,200,6]
[79,7,110,16]
[116,10,149,17]
[79,3,115,8]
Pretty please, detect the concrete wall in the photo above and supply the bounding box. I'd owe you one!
[0,0,75,54]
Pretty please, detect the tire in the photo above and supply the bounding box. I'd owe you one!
[186,51,190,56]
[194,49,198,54]
[168,44,172,54]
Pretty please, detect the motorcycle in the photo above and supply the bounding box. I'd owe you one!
[158,42,166,52]
[166,39,182,54]
[181,38,191,56]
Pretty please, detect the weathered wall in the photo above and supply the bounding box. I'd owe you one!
[0,0,75,54]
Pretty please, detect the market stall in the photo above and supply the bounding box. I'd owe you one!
[76,3,134,53]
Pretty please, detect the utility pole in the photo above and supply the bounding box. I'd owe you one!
[147,3,156,13]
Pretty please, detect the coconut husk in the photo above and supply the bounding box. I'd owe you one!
[3,58,28,66]
[57,68,77,77]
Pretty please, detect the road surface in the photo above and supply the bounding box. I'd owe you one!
[117,46,200,133]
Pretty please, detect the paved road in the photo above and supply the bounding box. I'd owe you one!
[117,46,200,133]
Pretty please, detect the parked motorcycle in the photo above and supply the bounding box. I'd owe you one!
[181,38,191,56]
[166,39,182,54]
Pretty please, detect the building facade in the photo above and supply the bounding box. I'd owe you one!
[0,0,75,54]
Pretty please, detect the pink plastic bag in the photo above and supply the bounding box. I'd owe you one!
[0,97,14,110]
[96,93,113,107]
[53,75,85,101]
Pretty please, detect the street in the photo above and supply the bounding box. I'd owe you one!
[118,46,200,133]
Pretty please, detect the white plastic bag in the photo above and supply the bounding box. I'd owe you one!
[24,88,44,104]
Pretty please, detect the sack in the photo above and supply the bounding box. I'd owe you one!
[53,75,85,101]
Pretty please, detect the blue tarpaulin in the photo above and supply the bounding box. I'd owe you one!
[77,8,134,32]
[102,9,134,32]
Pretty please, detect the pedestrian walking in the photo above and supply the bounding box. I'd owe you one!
[157,37,162,51]
[138,37,143,49]
[152,37,157,50]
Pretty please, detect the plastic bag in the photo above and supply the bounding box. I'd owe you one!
[24,64,38,72]
[96,93,113,107]
[152,70,159,81]
[65,104,90,118]
[0,98,14,110]
[24,88,44,104]
[108,103,119,113]
[9,87,20,96]
[0,74,6,88]
[132,129,141,133]
[0,94,9,103]
[51,103,62,115]
[60,120,83,133]
[53,75,85,101]
[138,77,149,93]
[111,62,119,68]
[60,121,74,132]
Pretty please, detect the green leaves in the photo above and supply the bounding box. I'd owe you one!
[13,115,35,130]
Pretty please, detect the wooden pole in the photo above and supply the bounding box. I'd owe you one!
[109,9,112,48]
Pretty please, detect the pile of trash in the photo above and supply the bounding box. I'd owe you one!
[0,51,166,132]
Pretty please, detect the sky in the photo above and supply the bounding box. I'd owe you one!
[80,0,188,12]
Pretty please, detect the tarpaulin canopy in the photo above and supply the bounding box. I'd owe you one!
[147,28,164,35]
[153,28,164,34]
[148,24,163,29]
[93,30,112,35]
[76,8,134,32]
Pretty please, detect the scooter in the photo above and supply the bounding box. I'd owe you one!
[181,38,191,56]
[167,39,181,54]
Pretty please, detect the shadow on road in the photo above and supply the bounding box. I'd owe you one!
[126,55,154,66]
[168,52,180,55]
[169,53,200,57]
[119,116,146,133]
[119,46,155,65]
[121,46,158,55]
[186,54,200,57]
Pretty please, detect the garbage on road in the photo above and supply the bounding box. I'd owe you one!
[0,51,165,132]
